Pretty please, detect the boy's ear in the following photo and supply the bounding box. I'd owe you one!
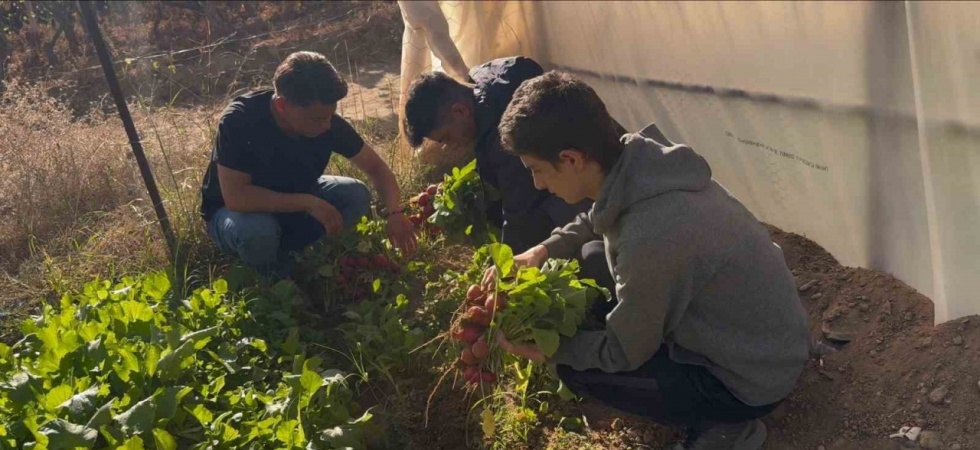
[559,148,586,168]
[451,100,471,119]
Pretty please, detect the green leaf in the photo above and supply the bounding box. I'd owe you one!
[113,396,156,436]
[558,416,584,432]
[154,386,191,421]
[300,364,322,396]
[220,423,240,442]
[58,385,99,421]
[114,347,140,382]
[44,385,74,413]
[152,428,176,450]
[189,403,213,426]
[531,328,561,357]
[38,419,98,449]
[372,278,381,293]
[180,326,219,347]
[490,243,514,278]
[86,398,115,429]
[210,375,226,396]
[212,278,228,295]
[282,327,300,356]
[144,272,171,301]
[276,419,299,444]
[556,380,578,401]
[156,339,196,381]
[1,371,39,406]
[117,435,145,450]
[144,345,160,376]
[119,301,154,323]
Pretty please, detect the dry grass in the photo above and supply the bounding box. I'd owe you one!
[0,1,430,345]
[0,79,217,313]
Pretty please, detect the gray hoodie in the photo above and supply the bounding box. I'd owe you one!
[542,124,810,406]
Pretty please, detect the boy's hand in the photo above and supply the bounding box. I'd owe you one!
[481,245,549,291]
[495,331,546,364]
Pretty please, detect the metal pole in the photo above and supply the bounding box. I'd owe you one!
[77,1,177,263]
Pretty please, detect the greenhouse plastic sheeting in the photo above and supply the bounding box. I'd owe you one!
[399,1,980,324]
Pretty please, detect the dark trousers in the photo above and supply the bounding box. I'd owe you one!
[557,346,779,427]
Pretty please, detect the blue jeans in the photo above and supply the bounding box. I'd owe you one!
[207,176,372,276]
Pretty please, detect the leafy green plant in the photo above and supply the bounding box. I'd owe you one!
[426,160,500,246]
[449,243,607,386]
[0,272,372,449]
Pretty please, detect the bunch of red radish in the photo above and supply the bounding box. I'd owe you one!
[451,283,508,385]
[333,253,399,300]
[407,183,443,235]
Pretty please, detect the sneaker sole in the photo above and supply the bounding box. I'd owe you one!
[733,420,767,450]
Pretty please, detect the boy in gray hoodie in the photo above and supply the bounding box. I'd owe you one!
[487,71,810,450]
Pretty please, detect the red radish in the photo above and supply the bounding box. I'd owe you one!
[467,306,491,327]
[357,257,369,268]
[370,254,388,269]
[471,340,490,359]
[426,184,438,196]
[485,293,507,314]
[423,204,435,217]
[338,256,352,267]
[418,193,431,207]
[342,266,356,277]
[460,347,478,365]
[466,284,484,304]
[463,365,480,383]
[336,275,347,285]
[409,214,423,226]
[453,326,483,345]
[480,371,497,383]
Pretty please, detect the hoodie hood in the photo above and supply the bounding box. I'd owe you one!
[592,124,713,234]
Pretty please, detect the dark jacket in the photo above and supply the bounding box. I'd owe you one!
[469,56,591,253]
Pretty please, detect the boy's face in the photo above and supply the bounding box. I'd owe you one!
[520,150,592,204]
[427,101,477,151]
[275,97,337,138]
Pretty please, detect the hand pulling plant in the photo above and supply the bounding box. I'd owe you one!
[447,244,608,387]
[425,159,500,245]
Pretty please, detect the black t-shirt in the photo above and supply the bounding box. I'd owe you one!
[199,90,364,220]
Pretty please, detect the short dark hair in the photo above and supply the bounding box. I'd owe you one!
[499,71,623,172]
[273,51,348,107]
[402,71,472,147]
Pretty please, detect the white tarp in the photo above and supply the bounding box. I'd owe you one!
[398,1,980,324]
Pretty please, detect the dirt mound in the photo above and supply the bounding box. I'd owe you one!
[765,227,980,450]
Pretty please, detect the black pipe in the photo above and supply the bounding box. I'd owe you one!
[77,1,177,264]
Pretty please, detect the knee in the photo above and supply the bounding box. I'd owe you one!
[230,215,281,253]
[349,180,371,209]
[344,179,372,222]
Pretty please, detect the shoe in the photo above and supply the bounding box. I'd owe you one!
[668,419,767,450]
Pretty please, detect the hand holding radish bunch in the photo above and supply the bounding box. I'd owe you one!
[448,243,607,386]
